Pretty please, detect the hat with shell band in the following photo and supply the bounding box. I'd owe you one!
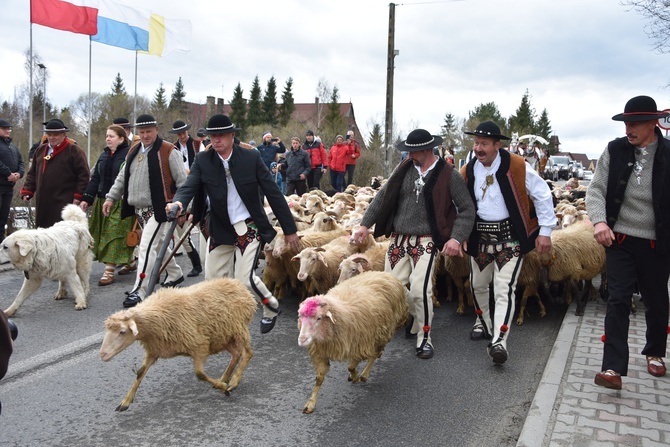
[203,114,241,135]
[397,129,444,152]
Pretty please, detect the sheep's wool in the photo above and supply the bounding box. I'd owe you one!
[300,297,321,318]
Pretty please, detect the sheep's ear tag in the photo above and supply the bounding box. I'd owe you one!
[129,320,139,336]
[326,310,336,324]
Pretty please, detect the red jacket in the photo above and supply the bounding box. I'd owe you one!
[328,143,347,172]
[303,140,329,169]
[345,139,361,165]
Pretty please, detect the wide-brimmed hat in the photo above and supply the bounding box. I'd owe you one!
[134,114,160,128]
[203,114,241,135]
[112,117,131,127]
[611,95,669,122]
[43,118,69,132]
[397,129,443,152]
[169,120,191,134]
[196,127,207,138]
[0,119,13,128]
[464,121,510,140]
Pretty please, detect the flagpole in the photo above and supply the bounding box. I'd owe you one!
[133,51,138,124]
[29,23,34,147]
[87,38,92,165]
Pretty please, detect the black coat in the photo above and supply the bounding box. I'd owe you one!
[82,142,130,203]
[173,146,298,245]
[0,137,24,194]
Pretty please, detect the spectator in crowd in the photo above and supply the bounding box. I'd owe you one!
[460,121,555,365]
[0,119,24,241]
[103,114,187,308]
[279,137,311,196]
[169,120,202,278]
[328,135,347,192]
[257,131,286,171]
[303,130,328,190]
[352,129,475,359]
[169,114,300,334]
[270,161,283,190]
[80,124,134,286]
[344,130,361,186]
[20,118,89,228]
[113,117,140,146]
[587,95,670,390]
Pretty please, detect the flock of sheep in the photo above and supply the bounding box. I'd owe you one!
[94,175,607,414]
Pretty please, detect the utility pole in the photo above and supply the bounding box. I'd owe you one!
[384,3,397,177]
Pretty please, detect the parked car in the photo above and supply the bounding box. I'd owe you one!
[569,161,585,180]
[583,170,594,181]
[544,155,571,181]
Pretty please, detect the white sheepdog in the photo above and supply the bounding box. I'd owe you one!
[2,204,93,316]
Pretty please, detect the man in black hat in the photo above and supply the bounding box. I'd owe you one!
[0,119,24,241]
[168,119,202,277]
[168,114,300,334]
[303,130,328,190]
[460,121,555,365]
[103,114,188,308]
[352,129,476,359]
[21,118,90,228]
[113,117,140,146]
[587,95,670,390]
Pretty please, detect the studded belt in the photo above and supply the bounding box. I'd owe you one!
[476,218,514,243]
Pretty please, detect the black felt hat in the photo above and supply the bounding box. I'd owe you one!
[113,117,131,127]
[203,114,241,135]
[611,95,669,122]
[464,121,510,140]
[396,129,443,152]
[169,120,192,134]
[134,114,160,128]
[43,118,69,132]
[0,119,12,128]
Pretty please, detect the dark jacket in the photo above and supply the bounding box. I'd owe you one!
[173,136,201,169]
[173,145,298,245]
[257,141,286,170]
[0,137,24,193]
[605,127,670,254]
[82,142,130,203]
[369,158,460,250]
[280,148,311,181]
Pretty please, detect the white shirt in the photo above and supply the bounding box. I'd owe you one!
[473,152,556,236]
[179,141,189,170]
[217,149,251,226]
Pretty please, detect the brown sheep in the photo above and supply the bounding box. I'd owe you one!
[100,278,256,411]
[297,271,408,414]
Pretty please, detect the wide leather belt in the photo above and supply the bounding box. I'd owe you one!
[476,219,513,243]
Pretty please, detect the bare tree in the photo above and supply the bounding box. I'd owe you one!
[623,0,670,53]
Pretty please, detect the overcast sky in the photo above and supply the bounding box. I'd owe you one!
[1,0,669,159]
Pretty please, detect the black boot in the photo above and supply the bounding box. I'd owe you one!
[186,250,202,277]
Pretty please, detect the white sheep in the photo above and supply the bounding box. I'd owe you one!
[100,278,257,411]
[297,271,408,414]
[337,241,388,284]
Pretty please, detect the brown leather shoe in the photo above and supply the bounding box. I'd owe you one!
[647,356,666,377]
[118,262,137,275]
[594,370,622,390]
[98,270,115,286]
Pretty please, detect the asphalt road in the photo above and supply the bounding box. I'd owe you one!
[0,252,568,447]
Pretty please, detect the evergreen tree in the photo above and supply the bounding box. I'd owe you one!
[278,77,295,127]
[152,83,168,113]
[440,112,461,148]
[111,73,127,97]
[229,83,247,139]
[169,77,187,116]
[508,89,536,135]
[246,75,263,127]
[534,108,552,139]
[325,86,344,140]
[262,76,278,126]
[463,102,507,148]
[367,122,384,152]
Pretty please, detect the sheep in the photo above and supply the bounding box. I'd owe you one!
[432,252,472,314]
[99,278,256,412]
[297,271,408,414]
[515,250,550,325]
[292,245,351,295]
[304,195,326,217]
[337,242,389,284]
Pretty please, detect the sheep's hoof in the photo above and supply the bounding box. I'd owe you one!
[455,306,464,316]
[359,376,368,383]
[74,303,87,310]
[303,406,314,414]
[516,318,524,326]
[539,311,547,318]
[115,404,129,412]
[54,293,67,300]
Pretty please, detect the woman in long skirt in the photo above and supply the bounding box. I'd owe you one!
[80,124,135,285]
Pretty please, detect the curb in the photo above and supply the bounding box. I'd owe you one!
[516,301,580,447]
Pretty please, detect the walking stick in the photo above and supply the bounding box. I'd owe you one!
[158,221,196,275]
[145,208,179,297]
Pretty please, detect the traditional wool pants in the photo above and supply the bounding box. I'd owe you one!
[131,212,183,299]
[205,222,279,319]
[602,234,670,376]
[385,233,437,350]
[469,241,524,351]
